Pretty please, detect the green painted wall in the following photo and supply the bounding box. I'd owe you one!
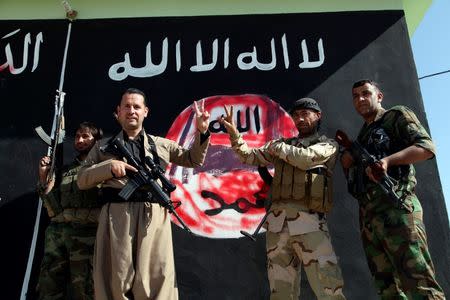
[403,0,433,33]
[0,0,431,35]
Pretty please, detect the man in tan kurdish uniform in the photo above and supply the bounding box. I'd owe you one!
[220,98,346,300]
[77,88,210,300]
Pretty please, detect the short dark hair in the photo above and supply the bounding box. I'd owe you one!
[76,121,103,141]
[352,79,381,91]
[121,88,147,106]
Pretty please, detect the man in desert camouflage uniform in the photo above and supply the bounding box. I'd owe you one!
[341,79,444,299]
[36,122,103,300]
[220,98,346,300]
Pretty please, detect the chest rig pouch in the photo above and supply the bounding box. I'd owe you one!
[293,135,334,213]
[305,165,332,213]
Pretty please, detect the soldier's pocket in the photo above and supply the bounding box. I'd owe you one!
[59,175,75,193]
[317,261,345,297]
[395,191,414,213]
[384,211,419,243]
[292,168,306,199]
[306,173,332,213]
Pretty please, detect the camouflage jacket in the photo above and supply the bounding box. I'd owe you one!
[356,105,435,211]
[39,158,101,223]
[229,131,338,218]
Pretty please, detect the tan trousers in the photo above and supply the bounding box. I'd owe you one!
[93,202,178,300]
[267,224,345,300]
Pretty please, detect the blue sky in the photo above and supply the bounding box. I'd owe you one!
[411,0,450,217]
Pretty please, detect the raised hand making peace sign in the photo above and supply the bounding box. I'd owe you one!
[218,105,239,137]
[193,99,211,134]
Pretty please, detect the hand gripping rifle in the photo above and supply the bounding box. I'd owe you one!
[34,21,73,184]
[335,129,401,207]
[110,137,193,234]
[34,91,66,184]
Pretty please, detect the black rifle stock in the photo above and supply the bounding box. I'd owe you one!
[240,166,273,241]
[335,129,401,206]
[240,202,272,241]
[110,137,192,234]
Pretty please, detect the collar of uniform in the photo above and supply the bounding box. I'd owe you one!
[295,132,322,147]
[117,129,152,158]
[373,107,386,122]
[361,108,386,132]
[74,156,82,166]
[122,129,145,143]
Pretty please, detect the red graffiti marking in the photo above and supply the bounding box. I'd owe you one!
[166,94,297,238]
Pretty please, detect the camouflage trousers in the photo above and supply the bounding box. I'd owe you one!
[360,197,445,300]
[37,222,97,300]
[266,222,346,300]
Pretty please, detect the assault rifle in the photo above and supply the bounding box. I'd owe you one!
[34,20,74,184]
[34,90,66,184]
[335,129,401,207]
[22,11,75,300]
[110,137,193,234]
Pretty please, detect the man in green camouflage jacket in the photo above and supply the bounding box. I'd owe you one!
[341,79,444,299]
[36,122,103,300]
[220,98,346,300]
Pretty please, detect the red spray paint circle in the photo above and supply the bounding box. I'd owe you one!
[165,94,297,238]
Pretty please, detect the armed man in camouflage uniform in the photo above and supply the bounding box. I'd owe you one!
[36,122,103,300]
[341,79,445,299]
[220,98,346,300]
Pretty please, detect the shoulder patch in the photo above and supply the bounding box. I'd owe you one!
[387,105,421,124]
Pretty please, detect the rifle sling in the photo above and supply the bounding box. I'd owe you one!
[146,134,161,167]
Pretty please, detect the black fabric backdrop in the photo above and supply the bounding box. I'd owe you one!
[0,11,449,299]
